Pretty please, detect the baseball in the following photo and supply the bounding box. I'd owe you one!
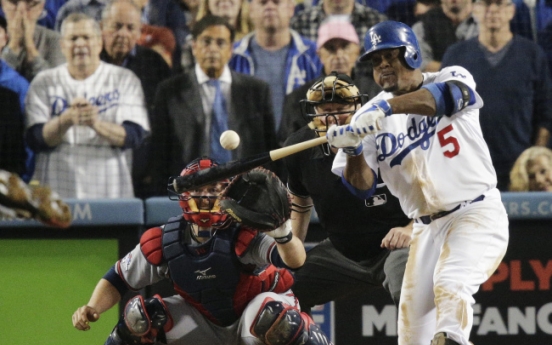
[220,130,240,150]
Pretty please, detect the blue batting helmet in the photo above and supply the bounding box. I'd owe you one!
[360,21,422,69]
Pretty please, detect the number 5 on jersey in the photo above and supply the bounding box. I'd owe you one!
[437,124,460,158]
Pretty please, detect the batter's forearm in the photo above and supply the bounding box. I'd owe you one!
[344,154,375,191]
[93,121,127,147]
[388,88,437,116]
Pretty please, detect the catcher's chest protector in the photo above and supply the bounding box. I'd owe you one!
[162,216,244,326]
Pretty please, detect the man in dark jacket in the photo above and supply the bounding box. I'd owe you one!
[150,15,278,195]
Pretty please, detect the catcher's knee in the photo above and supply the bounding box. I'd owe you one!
[105,294,173,345]
[251,298,333,345]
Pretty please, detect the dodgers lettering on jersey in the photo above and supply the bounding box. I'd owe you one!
[333,66,497,219]
[50,89,121,117]
[378,116,441,167]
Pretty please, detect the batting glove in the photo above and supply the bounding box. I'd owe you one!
[350,99,393,136]
[265,219,293,244]
[326,125,363,156]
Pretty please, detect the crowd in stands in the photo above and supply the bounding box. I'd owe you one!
[1,0,552,200]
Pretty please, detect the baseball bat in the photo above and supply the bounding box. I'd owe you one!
[172,136,328,193]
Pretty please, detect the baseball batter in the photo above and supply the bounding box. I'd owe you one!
[283,72,411,312]
[72,158,333,345]
[327,22,509,345]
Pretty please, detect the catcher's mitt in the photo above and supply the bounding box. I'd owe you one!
[219,168,291,231]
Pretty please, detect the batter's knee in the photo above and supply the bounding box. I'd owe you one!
[431,332,461,345]
[251,297,333,345]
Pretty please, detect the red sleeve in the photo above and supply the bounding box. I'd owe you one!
[140,227,164,265]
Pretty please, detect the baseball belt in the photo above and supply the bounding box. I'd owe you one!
[417,194,485,225]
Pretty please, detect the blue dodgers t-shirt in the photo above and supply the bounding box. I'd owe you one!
[250,38,289,131]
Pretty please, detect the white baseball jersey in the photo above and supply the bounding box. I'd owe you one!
[332,66,496,219]
[25,62,150,198]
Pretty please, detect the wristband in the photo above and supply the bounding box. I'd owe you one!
[342,142,363,156]
[374,99,393,116]
[273,231,293,244]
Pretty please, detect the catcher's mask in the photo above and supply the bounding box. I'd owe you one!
[168,157,231,229]
[301,72,363,137]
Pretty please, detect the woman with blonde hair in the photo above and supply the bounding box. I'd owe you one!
[196,0,251,41]
[509,146,552,192]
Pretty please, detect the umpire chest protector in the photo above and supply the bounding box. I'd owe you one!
[162,216,245,326]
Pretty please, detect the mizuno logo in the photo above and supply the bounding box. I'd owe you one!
[195,267,212,275]
[195,267,216,280]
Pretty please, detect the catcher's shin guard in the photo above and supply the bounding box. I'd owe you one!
[251,298,333,345]
[105,294,173,345]
[430,333,461,345]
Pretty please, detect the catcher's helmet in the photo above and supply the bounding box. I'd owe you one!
[169,157,231,229]
[301,72,362,135]
[359,21,421,69]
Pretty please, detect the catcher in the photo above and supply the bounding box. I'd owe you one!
[72,157,333,345]
[0,169,71,228]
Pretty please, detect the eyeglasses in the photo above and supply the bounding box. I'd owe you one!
[196,37,230,49]
[5,0,43,8]
[475,0,513,7]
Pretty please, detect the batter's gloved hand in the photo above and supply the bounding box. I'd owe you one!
[350,99,392,136]
[265,219,293,244]
[220,167,291,231]
[326,125,363,156]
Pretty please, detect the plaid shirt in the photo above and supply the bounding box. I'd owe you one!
[290,2,387,48]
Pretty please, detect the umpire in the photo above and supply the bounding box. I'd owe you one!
[282,72,412,312]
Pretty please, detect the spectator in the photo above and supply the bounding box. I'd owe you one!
[0,59,33,182]
[100,0,172,198]
[414,0,440,18]
[0,86,27,179]
[100,0,171,110]
[442,0,552,191]
[150,15,278,195]
[290,0,386,47]
[179,0,200,30]
[412,0,477,72]
[54,0,107,32]
[230,0,322,132]
[511,0,552,41]
[137,23,176,68]
[1,0,66,81]
[133,0,189,48]
[55,0,187,70]
[0,0,68,30]
[196,0,252,41]
[539,19,552,74]
[283,72,411,314]
[279,19,381,144]
[24,13,150,199]
[0,16,8,51]
[510,146,552,191]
